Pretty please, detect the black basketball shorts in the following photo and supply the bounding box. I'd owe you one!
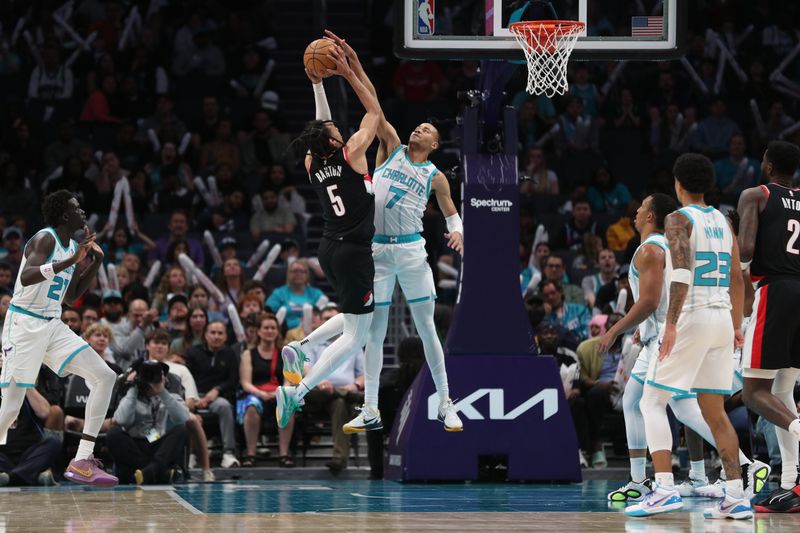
[317,238,375,315]
[743,278,800,371]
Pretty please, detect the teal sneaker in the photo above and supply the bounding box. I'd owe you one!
[276,386,303,428]
[281,342,308,385]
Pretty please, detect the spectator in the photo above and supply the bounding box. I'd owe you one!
[185,321,240,468]
[606,201,640,252]
[84,322,118,367]
[123,253,143,282]
[46,156,101,211]
[0,294,9,331]
[145,142,193,195]
[569,65,601,118]
[107,299,159,370]
[517,100,548,149]
[0,368,62,486]
[101,226,154,265]
[536,255,584,305]
[763,101,794,144]
[137,95,188,143]
[266,259,325,329]
[588,314,607,338]
[172,27,226,79]
[250,188,296,239]
[0,227,24,275]
[595,264,634,314]
[689,98,742,157]
[190,285,225,323]
[217,258,246,308]
[204,189,249,232]
[61,307,83,335]
[267,164,308,220]
[555,96,598,153]
[577,313,625,468]
[242,280,268,307]
[581,249,618,309]
[164,294,190,340]
[587,166,632,215]
[81,307,100,333]
[171,306,208,356]
[611,88,641,129]
[284,306,321,344]
[238,294,264,319]
[714,134,761,201]
[27,44,74,101]
[238,313,295,467]
[150,210,205,266]
[144,330,214,482]
[554,198,601,251]
[521,241,550,295]
[0,262,12,296]
[80,74,121,123]
[520,147,559,195]
[94,152,129,207]
[536,322,589,466]
[108,360,190,485]
[303,306,365,475]
[240,110,291,183]
[571,233,603,276]
[200,119,241,175]
[153,169,194,214]
[541,279,590,341]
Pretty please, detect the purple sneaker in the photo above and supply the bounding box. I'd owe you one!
[64,455,118,487]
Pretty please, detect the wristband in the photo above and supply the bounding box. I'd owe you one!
[671,268,691,285]
[445,213,463,235]
[40,263,56,280]
[740,259,751,271]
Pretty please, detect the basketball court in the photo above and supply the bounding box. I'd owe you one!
[0,479,797,531]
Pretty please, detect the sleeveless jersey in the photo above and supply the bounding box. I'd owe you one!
[10,228,78,319]
[372,145,438,236]
[677,204,733,311]
[629,233,671,344]
[308,147,375,244]
[750,183,800,282]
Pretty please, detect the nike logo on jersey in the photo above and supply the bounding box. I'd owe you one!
[363,290,374,307]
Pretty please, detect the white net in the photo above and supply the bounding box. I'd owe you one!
[509,21,585,98]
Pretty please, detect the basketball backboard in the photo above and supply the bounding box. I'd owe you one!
[396,0,686,61]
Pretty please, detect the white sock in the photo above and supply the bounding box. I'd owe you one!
[630,457,646,483]
[300,312,345,349]
[363,307,389,410]
[725,478,744,499]
[75,439,95,461]
[409,302,449,403]
[296,313,372,400]
[789,419,800,439]
[655,472,674,488]
[774,369,800,490]
[690,460,705,481]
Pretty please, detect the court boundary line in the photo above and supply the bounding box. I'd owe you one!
[168,489,204,515]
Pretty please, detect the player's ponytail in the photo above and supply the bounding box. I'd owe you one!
[291,120,339,161]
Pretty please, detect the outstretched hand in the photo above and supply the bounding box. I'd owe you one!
[324,30,358,66]
[305,67,322,85]
[445,231,463,254]
[326,45,353,79]
[73,225,97,264]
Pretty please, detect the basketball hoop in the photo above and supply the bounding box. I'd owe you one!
[509,20,585,98]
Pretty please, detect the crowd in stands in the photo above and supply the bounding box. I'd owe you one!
[1,0,800,484]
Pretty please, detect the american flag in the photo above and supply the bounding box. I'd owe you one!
[631,16,663,37]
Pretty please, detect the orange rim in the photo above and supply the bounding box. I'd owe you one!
[509,20,584,53]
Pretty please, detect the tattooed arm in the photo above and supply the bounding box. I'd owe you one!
[659,211,693,360]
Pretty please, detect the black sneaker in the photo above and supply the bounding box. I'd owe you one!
[754,485,800,513]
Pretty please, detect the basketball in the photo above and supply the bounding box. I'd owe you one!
[303,38,336,78]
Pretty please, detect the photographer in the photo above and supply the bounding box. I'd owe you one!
[107,360,190,485]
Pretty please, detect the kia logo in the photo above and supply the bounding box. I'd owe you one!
[427,388,558,421]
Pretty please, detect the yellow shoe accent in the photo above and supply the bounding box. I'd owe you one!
[342,425,366,434]
[444,426,463,432]
[134,469,144,485]
[283,370,302,385]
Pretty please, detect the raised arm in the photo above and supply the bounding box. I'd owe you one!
[737,186,766,263]
[598,244,664,353]
[20,229,93,287]
[325,30,401,166]
[430,171,463,254]
[659,211,693,360]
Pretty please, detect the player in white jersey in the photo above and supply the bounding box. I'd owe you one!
[603,198,768,504]
[280,31,463,433]
[0,191,118,487]
[626,154,752,520]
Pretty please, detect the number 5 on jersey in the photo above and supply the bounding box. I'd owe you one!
[326,184,346,216]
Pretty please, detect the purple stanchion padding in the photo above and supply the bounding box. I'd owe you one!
[444,153,535,356]
[385,355,582,482]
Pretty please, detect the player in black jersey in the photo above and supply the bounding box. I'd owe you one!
[738,140,800,512]
[275,43,380,430]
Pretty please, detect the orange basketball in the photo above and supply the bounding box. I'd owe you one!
[303,39,336,78]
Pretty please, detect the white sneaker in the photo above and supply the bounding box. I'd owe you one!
[438,399,463,432]
[202,469,215,482]
[676,476,711,497]
[695,479,726,498]
[579,450,589,468]
[343,406,382,434]
[703,492,753,520]
[624,483,683,517]
[744,460,771,499]
[188,454,197,470]
[221,452,240,468]
[608,479,652,502]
